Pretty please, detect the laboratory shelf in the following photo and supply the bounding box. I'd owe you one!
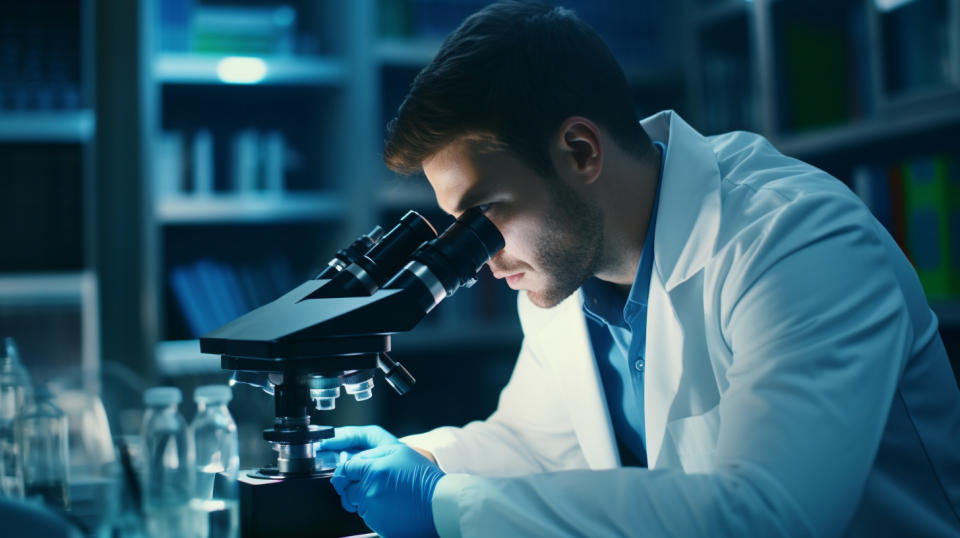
[378,181,437,210]
[0,271,96,306]
[156,339,221,376]
[375,39,443,67]
[154,54,347,86]
[156,192,346,225]
[0,109,95,142]
[772,93,960,160]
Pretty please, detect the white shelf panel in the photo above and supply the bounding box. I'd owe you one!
[156,193,346,225]
[154,54,346,86]
[773,97,960,159]
[378,182,436,209]
[0,271,95,306]
[156,339,221,376]
[375,39,443,67]
[0,109,95,142]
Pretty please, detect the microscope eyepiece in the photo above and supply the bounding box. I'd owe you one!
[308,210,437,298]
[385,207,504,311]
[313,225,385,279]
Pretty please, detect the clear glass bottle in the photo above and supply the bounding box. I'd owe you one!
[0,337,31,497]
[19,385,69,511]
[189,385,239,538]
[141,386,192,538]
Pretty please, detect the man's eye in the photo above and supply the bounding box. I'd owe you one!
[476,203,495,213]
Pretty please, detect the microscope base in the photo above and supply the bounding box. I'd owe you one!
[238,469,369,538]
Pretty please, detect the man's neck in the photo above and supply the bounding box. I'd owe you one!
[592,143,662,292]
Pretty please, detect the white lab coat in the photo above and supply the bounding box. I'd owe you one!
[402,111,960,537]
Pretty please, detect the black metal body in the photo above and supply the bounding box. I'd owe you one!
[199,208,504,537]
[237,471,369,538]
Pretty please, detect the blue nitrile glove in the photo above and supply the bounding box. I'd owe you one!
[330,443,445,538]
[317,425,400,453]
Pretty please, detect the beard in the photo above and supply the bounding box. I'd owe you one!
[524,176,604,308]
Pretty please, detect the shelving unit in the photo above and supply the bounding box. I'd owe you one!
[685,0,960,336]
[156,192,345,225]
[0,272,100,390]
[0,109,96,142]
[774,96,960,160]
[375,38,443,67]
[142,2,377,374]
[154,54,346,86]
[100,1,684,384]
[0,0,101,392]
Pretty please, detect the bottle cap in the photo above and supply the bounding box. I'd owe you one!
[194,384,232,404]
[144,386,182,406]
[3,337,18,360]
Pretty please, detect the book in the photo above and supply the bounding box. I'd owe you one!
[192,129,214,196]
[154,131,184,198]
[231,129,260,194]
[170,264,215,337]
[262,130,286,195]
[780,19,850,131]
[902,156,952,299]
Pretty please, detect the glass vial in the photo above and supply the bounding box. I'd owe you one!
[189,385,239,538]
[19,385,69,511]
[142,386,192,538]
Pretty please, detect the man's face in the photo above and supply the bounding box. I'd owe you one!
[423,138,604,308]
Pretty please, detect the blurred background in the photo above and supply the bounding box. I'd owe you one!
[1,0,960,510]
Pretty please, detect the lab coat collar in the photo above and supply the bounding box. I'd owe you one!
[524,291,621,470]
[519,111,722,471]
[640,111,721,292]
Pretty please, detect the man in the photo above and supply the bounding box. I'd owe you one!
[323,2,960,536]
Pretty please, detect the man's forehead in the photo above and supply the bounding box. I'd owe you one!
[423,136,505,215]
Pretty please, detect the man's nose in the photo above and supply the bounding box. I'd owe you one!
[486,249,506,269]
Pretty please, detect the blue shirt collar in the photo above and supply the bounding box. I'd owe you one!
[582,141,665,330]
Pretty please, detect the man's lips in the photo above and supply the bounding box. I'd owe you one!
[504,273,524,287]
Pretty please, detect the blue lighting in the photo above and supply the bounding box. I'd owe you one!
[216,57,267,84]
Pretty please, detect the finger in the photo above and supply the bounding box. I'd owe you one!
[350,444,397,461]
[330,474,349,496]
[345,482,364,509]
[339,452,375,481]
[317,426,382,452]
[340,484,358,514]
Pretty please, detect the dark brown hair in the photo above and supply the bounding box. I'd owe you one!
[383,1,653,177]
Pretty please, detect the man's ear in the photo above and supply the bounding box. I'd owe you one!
[552,117,602,185]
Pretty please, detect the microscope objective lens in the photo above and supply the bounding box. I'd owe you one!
[315,397,336,410]
[343,377,374,401]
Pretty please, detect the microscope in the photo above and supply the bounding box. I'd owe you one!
[199,207,504,537]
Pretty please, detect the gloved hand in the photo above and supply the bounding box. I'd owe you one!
[317,425,399,453]
[331,443,445,538]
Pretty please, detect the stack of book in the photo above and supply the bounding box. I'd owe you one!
[852,154,960,300]
[169,257,297,338]
[0,0,81,111]
[154,128,294,198]
[157,1,307,56]
[378,0,672,72]
[880,0,954,98]
[777,8,869,132]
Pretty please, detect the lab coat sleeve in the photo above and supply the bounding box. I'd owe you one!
[401,334,587,476]
[430,192,915,537]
